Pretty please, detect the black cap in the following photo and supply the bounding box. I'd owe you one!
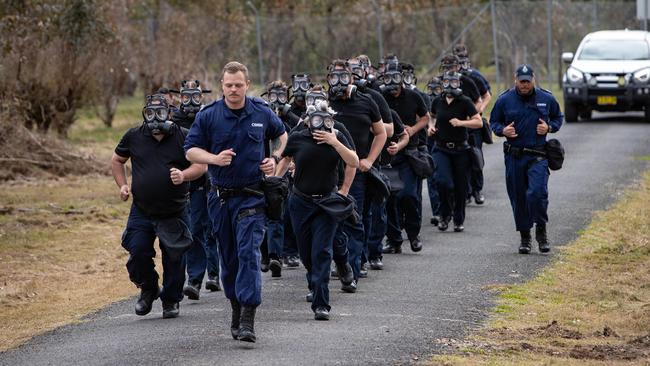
[515,64,534,81]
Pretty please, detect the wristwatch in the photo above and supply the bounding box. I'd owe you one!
[271,155,281,164]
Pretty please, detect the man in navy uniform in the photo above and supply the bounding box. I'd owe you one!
[489,65,563,254]
[111,94,207,319]
[185,61,287,343]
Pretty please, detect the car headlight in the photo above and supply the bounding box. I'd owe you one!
[566,67,584,84]
[633,68,650,83]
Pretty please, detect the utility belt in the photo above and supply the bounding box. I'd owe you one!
[436,140,470,151]
[503,142,546,159]
[292,186,330,201]
[211,183,264,200]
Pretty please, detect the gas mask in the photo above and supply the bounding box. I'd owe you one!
[143,94,173,135]
[291,74,311,104]
[439,56,460,75]
[458,56,471,72]
[305,90,328,108]
[380,61,402,95]
[402,70,416,90]
[442,72,463,98]
[305,100,336,132]
[348,61,368,90]
[427,77,443,97]
[264,86,290,115]
[327,69,356,101]
[179,80,204,118]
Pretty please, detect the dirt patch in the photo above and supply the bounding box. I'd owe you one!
[0,113,108,181]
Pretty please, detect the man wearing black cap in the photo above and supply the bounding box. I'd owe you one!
[489,64,563,254]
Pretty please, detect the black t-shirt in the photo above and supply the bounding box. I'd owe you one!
[460,75,481,104]
[379,110,405,166]
[115,123,191,218]
[230,106,245,118]
[361,88,392,124]
[431,95,478,144]
[383,87,428,149]
[329,93,381,160]
[463,71,488,96]
[282,129,353,196]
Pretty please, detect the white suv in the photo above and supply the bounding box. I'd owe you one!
[562,29,650,122]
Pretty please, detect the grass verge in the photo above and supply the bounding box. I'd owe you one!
[428,171,650,365]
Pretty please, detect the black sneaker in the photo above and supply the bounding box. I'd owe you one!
[430,216,440,226]
[473,191,485,205]
[135,286,160,316]
[269,259,282,278]
[183,282,200,300]
[285,255,300,268]
[162,301,179,319]
[519,230,532,254]
[382,241,402,254]
[306,291,313,302]
[359,262,368,278]
[453,224,464,232]
[341,279,357,293]
[336,262,354,286]
[438,218,449,231]
[369,258,384,270]
[261,259,270,273]
[409,237,423,252]
[205,275,221,292]
[314,307,330,321]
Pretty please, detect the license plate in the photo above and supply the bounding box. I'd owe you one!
[597,96,617,105]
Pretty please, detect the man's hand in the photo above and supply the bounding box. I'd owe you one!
[359,158,373,172]
[212,148,236,166]
[537,118,549,135]
[503,122,518,138]
[170,168,185,185]
[404,125,414,136]
[427,126,436,137]
[387,141,399,155]
[337,188,349,196]
[449,118,463,127]
[119,184,130,201]
[260,157,276,175]
[312,130,339,146]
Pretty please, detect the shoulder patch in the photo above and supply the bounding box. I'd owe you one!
[251,97,269,106]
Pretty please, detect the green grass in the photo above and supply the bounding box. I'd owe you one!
[69,95,143,145]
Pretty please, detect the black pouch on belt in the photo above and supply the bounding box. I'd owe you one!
[152,216,193,261]
[545,138,565,171]
[261,176,289,220]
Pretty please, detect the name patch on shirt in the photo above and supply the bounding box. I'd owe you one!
[251,122,263,128]
[536,103,547,108]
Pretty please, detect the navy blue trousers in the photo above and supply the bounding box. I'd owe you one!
[289,194,337,311]
[185,188,220,286]
[386,160,423,243]
[207,194,266,307]
[340,172,367,280]
[504,153,549,231]
[468,129,484,195]
[426,139,440,217]
[121,204,189,303]
[433,147,471,225]
[282,191,299,257]
[367,196,387,260]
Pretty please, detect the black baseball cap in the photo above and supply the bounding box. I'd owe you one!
[515,64,534,81]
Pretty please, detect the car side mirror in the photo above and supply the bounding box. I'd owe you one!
[562,52,574,64]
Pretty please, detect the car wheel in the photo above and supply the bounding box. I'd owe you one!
[645,104,650,123]
[564,100,578,122]
[579,108,592,121]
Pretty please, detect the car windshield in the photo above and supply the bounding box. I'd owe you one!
[578,40,650,60]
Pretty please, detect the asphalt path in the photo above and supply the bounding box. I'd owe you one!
[1,113,649,366]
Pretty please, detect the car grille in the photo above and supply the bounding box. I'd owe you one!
[590,73,626,89]
[587,88,627,96]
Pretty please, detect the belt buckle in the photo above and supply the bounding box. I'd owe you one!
[445,142,455,149]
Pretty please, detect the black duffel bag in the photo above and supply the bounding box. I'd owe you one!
[366,166,391,202]
[405,146,435,179]
[545,139,565,171]
[481,117,494,144]
[261,176,289,220]
[382,164,405,192]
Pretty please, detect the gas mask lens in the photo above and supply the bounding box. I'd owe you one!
[144,108,156,122]
[383,72,402,84]
[403,74,414,84]
[181,91,202,105]
[144,107,168,121]
[310,115,324,129]
[181,93,191,105]
[328,72,350,86]
[306,95,326,106]
[191,93,202,104]
[323,116,334,129]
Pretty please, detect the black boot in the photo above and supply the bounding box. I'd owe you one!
[238,306,257,343]
[229,299,241,340]
[335,261,354,286]
[135,285,160,316]
[536,224,550,253]
[519,230,532,254]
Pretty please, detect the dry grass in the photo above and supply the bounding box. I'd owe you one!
[0,175,138,351]
[427,171,650,365]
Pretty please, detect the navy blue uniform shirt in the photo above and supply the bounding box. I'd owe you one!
[184,96,286,188]
[490,88,563,148]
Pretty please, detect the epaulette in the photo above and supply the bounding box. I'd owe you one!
[498,88,512,97]
[200,99,218,111]
[538,87,553,95]
[251,96,269,106]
